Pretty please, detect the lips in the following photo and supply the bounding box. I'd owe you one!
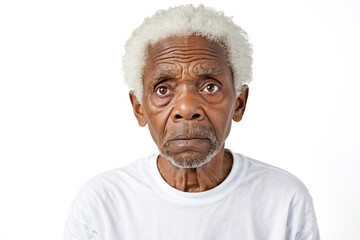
[162,124,218,151]
[163,137,213,155]
[166,137,210,146]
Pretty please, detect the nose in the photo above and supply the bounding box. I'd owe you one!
[171,89,204,122]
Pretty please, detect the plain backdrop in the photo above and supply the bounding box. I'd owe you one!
[0,0,359,239]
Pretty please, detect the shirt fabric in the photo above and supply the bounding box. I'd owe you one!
[63,150,320,240]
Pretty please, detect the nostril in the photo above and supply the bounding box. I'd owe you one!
[175,114,183,119]
[192,113,200,119]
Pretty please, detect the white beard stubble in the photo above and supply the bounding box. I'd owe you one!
[159,125,221,169]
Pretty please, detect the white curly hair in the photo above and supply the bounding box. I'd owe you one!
[122,4,252,103]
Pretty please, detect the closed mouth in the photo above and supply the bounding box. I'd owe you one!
[166,136,208,142]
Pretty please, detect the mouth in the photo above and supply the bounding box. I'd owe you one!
[164,137,211,150]
[165,135,208,143]
[162,125,218,152]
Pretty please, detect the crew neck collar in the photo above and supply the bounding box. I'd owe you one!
[148,149,247,206]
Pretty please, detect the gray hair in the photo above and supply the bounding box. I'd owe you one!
[122,4,253,103]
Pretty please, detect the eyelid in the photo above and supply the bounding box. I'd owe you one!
[200,78,222,88]
[153,78,169,91]
[205,76,222,84]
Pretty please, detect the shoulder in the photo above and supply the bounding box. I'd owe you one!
[64,156,155,237]
[72,155,153,207]
[236,153,319,236]
[234,153,311,200]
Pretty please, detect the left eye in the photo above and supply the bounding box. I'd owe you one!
[202,84,219,93]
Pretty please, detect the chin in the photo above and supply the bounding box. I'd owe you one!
[160,148,221,169]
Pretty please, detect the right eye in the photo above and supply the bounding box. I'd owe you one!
[156,86,170,96]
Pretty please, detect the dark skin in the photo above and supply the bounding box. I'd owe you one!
[130,35,249,192]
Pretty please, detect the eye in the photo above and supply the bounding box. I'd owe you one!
[202,83,219,93]
[155,86,170,96]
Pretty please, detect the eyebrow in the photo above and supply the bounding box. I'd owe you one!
[152,66,223,81]
[153,68,179,80]
[195,66,223,76]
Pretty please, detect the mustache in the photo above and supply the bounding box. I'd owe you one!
[163,125,218,145]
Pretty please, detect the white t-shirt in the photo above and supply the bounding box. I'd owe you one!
[63,151,319,240]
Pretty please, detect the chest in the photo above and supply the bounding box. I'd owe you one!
[93,190,289,240]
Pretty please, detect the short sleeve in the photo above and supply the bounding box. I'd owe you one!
[286,191,320,240]
[295,222,320,240]
[62,179,101,240]
[63,213,98,240]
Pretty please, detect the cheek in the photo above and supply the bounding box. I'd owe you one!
[209,100,236,141]
[223,102,237,138]
[143,104,172,146]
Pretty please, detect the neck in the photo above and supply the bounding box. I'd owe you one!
[157,148,233,192]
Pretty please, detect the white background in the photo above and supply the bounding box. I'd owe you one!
[0,0,359,239]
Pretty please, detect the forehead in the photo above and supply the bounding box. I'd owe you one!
[145,35,229,70]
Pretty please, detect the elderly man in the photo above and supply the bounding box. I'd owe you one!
[63,5,319,240]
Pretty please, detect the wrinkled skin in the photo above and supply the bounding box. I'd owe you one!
[130,35,248,192]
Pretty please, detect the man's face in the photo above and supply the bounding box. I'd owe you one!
[131,35,248,168]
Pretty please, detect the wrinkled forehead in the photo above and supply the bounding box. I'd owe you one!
[145,35,230,67]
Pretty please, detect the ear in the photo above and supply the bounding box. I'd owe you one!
[129,92,147,127]
[233,86,249,122]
